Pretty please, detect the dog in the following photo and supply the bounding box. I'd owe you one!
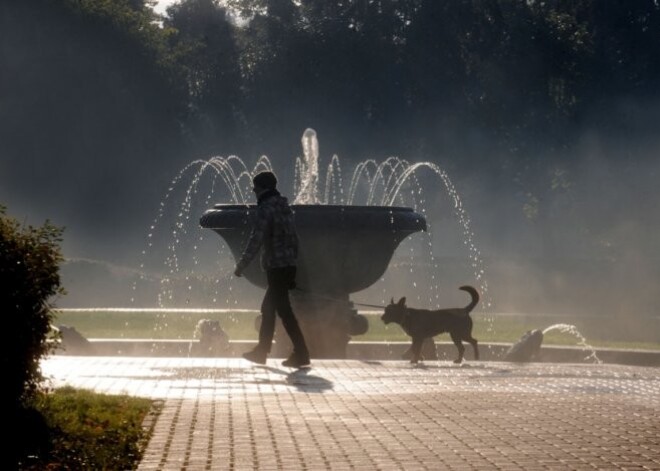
[381,286,480,364]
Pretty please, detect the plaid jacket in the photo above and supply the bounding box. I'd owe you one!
[236,190,299,272]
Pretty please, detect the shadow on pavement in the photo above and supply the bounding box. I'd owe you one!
[258,365,334,392]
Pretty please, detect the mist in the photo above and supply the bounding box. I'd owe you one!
[1,0,659,345]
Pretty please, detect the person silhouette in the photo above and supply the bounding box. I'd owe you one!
[234,171,311,368]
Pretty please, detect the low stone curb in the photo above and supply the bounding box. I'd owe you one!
[55,339,660,367]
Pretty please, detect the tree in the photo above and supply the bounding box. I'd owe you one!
[0,0,188,249]
[166,0,243,153]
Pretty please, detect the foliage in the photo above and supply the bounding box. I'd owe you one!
[214,0,660,159]
[165,0,243,151]
[4,0,660,166]
[18,0,648,161]
[19,387,155,470]
[0,205,64,467]
[60,0,179,70]
[0,205,64,408]
[0,0,188,236]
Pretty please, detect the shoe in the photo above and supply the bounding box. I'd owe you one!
[242,348,267,365]
[282,353,311,369]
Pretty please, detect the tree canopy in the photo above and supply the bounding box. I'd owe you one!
[4,0,659,163]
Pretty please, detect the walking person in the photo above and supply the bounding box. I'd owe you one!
[234,171,311,368]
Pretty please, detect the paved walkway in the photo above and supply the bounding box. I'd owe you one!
[42,357,660,470]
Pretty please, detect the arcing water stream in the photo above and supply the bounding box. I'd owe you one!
[132,129,492,321]
[542,323,602,363]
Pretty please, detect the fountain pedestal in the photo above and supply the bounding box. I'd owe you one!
[200,204,426,358]
[263,292,366,358]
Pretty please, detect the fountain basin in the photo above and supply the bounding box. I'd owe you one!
[200,204,427,294]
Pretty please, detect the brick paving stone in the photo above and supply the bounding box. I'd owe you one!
[41,357,660,470]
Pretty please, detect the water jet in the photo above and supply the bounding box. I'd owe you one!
[504,324,602,363]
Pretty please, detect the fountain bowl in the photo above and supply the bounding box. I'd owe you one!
[200,204,427,294]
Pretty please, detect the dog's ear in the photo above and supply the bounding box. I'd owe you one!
[398,297,406,306]
[390,297,394,305]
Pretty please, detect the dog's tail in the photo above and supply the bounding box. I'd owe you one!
[459,285,479,312]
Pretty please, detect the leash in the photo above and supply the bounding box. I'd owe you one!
[292,288,386,309]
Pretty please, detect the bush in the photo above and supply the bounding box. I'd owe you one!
[0,205,63,408]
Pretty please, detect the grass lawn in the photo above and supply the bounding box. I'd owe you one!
[19,387,157,470]
[54,309,660,351]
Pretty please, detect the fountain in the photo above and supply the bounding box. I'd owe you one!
[504,324,602,363]
[503,329,544,362]
[200,129,427,357]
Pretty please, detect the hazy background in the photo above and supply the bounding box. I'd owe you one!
[1,0,659,337]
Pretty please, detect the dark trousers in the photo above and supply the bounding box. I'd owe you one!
[258,266,309,357]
